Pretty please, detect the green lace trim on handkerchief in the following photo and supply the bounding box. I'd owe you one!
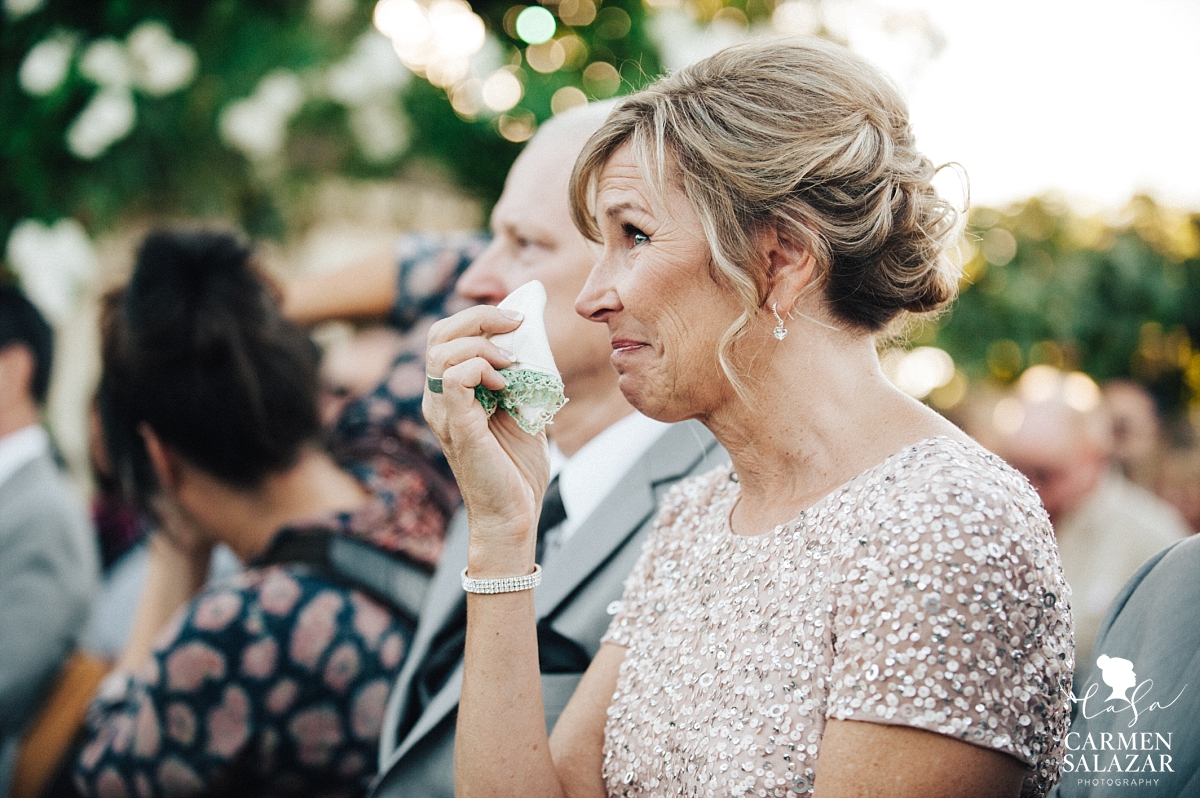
[474,367,568,435]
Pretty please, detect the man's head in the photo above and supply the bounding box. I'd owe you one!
[992,370,1112,524]
[0,285,53,432]
[455,103,615,396]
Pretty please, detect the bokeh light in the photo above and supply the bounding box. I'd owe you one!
[481,68,522,111]
[582,61,620,97]
[883,346,956,400]
[526,40,566,73]
[550,85,587,114]
[373,0,485,78]
[515,6,556,45]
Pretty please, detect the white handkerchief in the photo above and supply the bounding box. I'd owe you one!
[475,280,568,434]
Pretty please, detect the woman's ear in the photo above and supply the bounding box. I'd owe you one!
[139,424,183,495]
[761,228,818,315]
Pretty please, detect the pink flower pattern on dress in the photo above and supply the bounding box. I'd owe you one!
[165,642,225,691]
[323,643,361,694]
[78,569,415,798]
[241,636,278,679]
[206,685,251,758]
[290,591,343,670]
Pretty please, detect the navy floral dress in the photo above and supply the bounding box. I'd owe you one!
[73,232,485,798]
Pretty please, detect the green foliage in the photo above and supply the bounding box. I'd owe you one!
[0,0,660,255]
[932,196,1200,417]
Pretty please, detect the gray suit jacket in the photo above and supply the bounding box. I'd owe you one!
[1050,535,1200,798]
[370,420,726,798]
[0,450,97,793]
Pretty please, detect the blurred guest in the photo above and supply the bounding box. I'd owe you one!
[1156,438,1200,535]
[317,326,406,428]
[285,105,726,798]
[992,374,1187,683]
[73,230,457,798]
[1049,535,1200,798]
[1102,380,1163,489]
[0,286,98,796]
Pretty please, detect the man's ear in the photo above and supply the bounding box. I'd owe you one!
[140,424,184,495]
[761,228,818,315]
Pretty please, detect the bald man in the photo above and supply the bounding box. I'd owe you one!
[286,105,727,798]
[993,393,1187,686]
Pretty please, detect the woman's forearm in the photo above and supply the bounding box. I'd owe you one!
[456,589,564,798]
[280,251,398,326]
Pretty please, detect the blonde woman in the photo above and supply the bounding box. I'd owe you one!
[423,37,1073,797]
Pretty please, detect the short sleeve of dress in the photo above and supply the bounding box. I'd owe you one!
[825,443,1073,795]
[602,469,733,650]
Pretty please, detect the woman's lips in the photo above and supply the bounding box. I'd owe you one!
[610,339,647,367]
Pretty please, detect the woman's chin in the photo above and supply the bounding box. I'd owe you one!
[617,375,689,424]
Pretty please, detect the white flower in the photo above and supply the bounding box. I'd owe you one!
[218,98,286,161]
[218,70,306,161]
[5,218,97,325]
[257,70,305,116]
[65,88,136,159]
[79,38,131,87]
[3,0,44,21]
[18,35,74,96]
[127,21,198,96]
[325,31,410,107]
[349,101,409,161]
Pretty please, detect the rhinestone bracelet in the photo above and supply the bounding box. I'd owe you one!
[461,564,542,594]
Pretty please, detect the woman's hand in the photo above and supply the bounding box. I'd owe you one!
[423,305,551,577]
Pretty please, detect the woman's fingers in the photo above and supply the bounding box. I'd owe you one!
[427,305,522,353]
[426,335,514,380]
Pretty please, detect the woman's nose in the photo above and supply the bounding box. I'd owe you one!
[574,249,622,322]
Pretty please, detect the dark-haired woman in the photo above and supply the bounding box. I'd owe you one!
[423,38,1073,798]
[73,230,458,797]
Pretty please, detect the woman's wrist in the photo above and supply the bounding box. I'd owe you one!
[465,521,537,579]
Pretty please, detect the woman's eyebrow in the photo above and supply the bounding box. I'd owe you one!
[605,201,647,218]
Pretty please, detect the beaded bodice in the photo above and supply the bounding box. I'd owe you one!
[602,437,1073,797]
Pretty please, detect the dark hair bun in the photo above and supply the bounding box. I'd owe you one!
[101,229,320,502]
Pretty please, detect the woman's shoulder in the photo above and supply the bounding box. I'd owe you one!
[868,435,1048,523]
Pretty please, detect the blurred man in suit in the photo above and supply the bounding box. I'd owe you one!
[0,286,97,795]
[294,104,727,797]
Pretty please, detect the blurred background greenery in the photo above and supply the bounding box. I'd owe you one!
[2,0,1198,460]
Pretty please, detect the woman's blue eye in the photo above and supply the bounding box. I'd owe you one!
[623,224,649,246]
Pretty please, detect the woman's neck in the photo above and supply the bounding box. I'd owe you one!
[191,447,371,562]
[703,325,965,537]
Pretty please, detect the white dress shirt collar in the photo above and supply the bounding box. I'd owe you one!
[0,424,50,490]
[545,411,670,552]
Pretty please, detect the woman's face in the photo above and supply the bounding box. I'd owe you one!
[575,142,745,422]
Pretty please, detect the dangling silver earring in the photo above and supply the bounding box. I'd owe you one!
[771,302,788,341]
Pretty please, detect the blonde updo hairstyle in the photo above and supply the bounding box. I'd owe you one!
[570,36,964,392]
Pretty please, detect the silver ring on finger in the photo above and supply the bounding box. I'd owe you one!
[426,375,444,394]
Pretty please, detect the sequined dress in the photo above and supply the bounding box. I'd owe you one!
[602,436,1073,797]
